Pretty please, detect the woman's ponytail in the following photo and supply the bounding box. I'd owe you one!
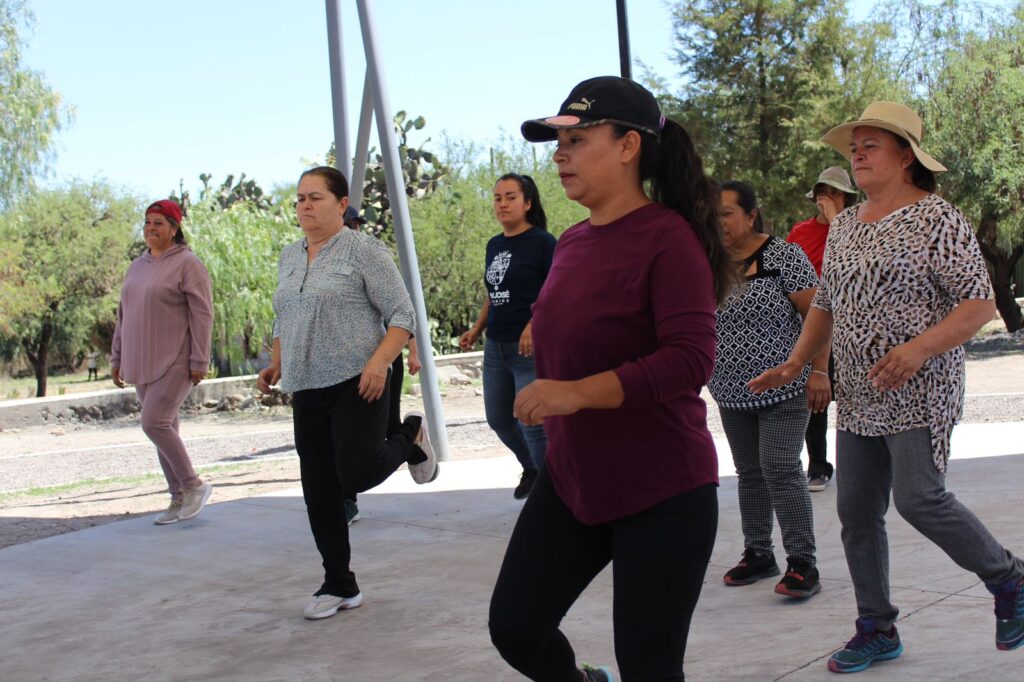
[621,120,733,305]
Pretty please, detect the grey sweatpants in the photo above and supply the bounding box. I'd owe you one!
[837,427,1024,629]
[134,343,201,495]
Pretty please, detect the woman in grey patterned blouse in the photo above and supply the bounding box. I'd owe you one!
[256,166,438,621]
[751,102,1024,673]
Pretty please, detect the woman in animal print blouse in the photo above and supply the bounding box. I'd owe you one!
[751,101,1024,673]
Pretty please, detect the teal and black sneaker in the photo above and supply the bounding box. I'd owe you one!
[580,663,616,681]
[827,618,903,673]
[987,576,1024,651]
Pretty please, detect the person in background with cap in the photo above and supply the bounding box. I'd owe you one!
[459,173,555,501]
[488,76,733,682]
[786,166,858,491]
[751,101,1024,673]
[111,200,214,525]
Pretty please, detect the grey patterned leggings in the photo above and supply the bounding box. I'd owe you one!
[719,394,816,564]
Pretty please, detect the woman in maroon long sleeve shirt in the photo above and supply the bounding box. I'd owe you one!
[488,77,733,681]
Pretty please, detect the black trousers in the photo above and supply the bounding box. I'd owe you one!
[345,355,405,506]
[292,373,419,597]
[489,467,718,681]
[805,352,835,478]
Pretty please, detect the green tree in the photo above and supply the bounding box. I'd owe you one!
[0,0,67,207]
[658,0,914,231]
[924,3,1024,330]
[328,111,447,238]
[185,197,299,374]
[411,135,586,352]
[0,182,139,396]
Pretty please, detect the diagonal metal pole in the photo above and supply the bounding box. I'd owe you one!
[325,0,351,178]
[348,70,374,212]
[354,0,450,461]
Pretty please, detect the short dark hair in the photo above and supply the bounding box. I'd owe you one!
[300,165,350,199]
[894,137,937,192]
[720,180,765,234]
[168,216,186,244]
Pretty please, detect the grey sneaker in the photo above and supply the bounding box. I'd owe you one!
[808,473,831,492]
[406,411,439,484]
[154,493,183,525]
[303,592,364,620]
[179,482,212,521]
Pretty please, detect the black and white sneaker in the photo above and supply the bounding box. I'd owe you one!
[406,411,439,484]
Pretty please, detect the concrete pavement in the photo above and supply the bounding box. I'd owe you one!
[1,423,1023,681]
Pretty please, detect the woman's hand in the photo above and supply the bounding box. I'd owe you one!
[111,367,125,389]
[868,341,929,391]
[358,358,390,402]
[514,379,583,426]
[806,371,832,413]
[748,358,804,394]
[518,323,534,357]
[817,195,840,224]
[256,364,281,394]
[458,326,481,352]
[190,370,207,386]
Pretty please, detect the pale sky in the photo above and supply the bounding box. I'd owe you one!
[22,0,885,200]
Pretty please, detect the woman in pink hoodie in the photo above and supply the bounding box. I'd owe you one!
[111,200,214,525]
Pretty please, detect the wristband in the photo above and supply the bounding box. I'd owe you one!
[811,369,829,378]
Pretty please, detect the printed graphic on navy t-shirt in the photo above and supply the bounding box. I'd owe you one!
[484,227,557,342]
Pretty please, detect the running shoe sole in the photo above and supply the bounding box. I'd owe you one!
[775,581,822,598]
[827,643,903,673]
[724,565,781,586]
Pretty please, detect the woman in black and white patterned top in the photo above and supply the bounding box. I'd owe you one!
[752,102,1024,673]
[710,181,826,600]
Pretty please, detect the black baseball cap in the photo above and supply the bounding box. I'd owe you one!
[521,76,663,142]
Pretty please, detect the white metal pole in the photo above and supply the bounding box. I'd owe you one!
[325,0,351,179]
[348,70,374,212]
[355,0,450,461]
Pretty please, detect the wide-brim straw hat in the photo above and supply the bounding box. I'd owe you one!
[805,166,858,200]
[821,101,947,173]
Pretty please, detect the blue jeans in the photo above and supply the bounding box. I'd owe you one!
[483,337,547,471]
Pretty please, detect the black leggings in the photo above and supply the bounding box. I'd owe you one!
[489,467,717,681]
[292,373,420,597]
[805,353,835,478]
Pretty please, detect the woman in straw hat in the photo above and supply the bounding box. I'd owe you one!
[751,101,1024,673]
[488,76,732,681]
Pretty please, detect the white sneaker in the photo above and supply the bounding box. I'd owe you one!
[154,494,183,525]
[303,592,364,620]
[406,411,438,484]
[179,482,212,521]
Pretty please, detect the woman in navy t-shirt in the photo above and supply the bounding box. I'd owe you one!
[459,173,556,499]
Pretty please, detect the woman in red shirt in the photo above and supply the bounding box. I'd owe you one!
[488,76,732,681]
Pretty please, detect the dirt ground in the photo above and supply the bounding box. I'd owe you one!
[1,353,1020,550]
[0,383,502,550]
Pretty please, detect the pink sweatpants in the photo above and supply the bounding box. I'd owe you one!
[134,345,200,494]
